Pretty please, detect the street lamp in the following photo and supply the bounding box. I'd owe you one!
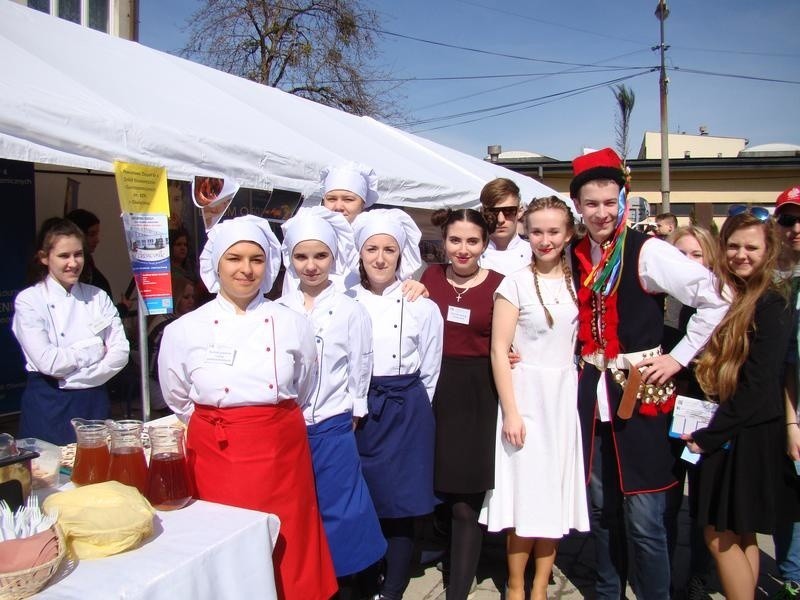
[655,0,670,212]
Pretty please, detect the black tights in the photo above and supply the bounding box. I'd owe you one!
[380,517,415,600]
[445,492,485,600]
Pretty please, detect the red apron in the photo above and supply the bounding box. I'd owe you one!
[188,401,337,600]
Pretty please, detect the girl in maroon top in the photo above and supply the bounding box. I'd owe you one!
[420,208,504,599]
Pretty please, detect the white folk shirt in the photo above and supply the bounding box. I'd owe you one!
[479,235,532,276]
[278,283,373,425]
[158,294,318,422]
[12,276,129,389]
[350,279,444,402]
[587,235,729,422]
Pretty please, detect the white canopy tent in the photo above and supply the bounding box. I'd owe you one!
[0,1,563,208]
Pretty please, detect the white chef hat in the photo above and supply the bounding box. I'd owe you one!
[280,206,357,277]
[199,215,281,295]
[320,162,380,208]
[352,209,422,281]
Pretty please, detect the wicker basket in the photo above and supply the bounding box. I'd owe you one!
[0,526,66,600]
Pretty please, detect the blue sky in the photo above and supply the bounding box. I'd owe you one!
[139,0,800,161]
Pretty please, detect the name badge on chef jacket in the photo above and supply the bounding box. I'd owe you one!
[89,316,112,335]
[204,345,237,365]
[447,305,471,325]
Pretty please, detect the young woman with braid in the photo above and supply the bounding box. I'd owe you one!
[684,211,799,600]
[480,196,589,600]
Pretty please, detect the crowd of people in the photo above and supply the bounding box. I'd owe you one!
[10,150,800,600]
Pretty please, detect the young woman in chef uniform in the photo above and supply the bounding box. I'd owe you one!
[350,209,444,600]
[157,215,336,600]
[278,206,386,593]
[12,217,129,445]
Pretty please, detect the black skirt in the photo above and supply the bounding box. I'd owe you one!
[433,356,498,494]
[695,416,800,535]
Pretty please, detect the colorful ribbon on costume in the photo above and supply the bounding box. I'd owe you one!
[583,186,630,296]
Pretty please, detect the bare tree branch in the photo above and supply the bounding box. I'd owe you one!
[181,0,405,121]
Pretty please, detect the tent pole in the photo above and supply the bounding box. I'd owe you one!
[137,296,150,422]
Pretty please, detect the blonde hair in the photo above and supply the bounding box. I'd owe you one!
[522,196,578,328]
[668,225,720,273]
[695,213,783,402]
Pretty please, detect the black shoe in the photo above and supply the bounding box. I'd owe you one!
[686,575,712,600]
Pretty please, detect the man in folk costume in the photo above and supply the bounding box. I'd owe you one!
[569,148,728,599]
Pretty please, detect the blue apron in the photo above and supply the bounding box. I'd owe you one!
[19,372,110,445]
[355,371,437,519]
[307,412,387,576]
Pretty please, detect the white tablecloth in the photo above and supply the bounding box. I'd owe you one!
[34,497,281,599]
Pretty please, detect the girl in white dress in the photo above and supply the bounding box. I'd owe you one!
[480,196,589,600]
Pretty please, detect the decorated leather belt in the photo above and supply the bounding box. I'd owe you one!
[582,347,676,419]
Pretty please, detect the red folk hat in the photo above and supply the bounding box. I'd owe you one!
[570,147,626,199]
[775,186,800,214]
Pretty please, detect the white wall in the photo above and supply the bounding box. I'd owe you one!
[34,170,133,301]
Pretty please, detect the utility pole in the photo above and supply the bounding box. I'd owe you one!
[655,0,670,212]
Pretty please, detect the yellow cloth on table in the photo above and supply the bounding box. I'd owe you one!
[43,481,155,559]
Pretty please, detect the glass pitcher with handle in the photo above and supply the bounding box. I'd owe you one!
[106,419,148,494]
[70,418,110,486]
[146,426,193,510]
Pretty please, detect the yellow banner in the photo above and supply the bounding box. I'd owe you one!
[114,161,170,215]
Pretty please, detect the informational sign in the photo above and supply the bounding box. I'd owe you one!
[114,161,172,315]
[0,159,36,414]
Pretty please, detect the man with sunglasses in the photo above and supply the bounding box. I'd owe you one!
[772,186,800,600]
[570,148,729,600]
[478,178,532,275]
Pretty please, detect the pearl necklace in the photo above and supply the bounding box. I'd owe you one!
[448,266,481,303]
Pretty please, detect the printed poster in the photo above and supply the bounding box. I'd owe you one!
[114,161,172,315]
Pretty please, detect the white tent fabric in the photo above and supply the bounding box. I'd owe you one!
[0,1,563,209]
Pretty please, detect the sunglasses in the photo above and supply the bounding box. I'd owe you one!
[727,205,770,222]
[777,213,800,228]
[483,206,519,219]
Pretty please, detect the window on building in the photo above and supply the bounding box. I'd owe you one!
[28,0,50,14]
[58,0,81,24]
[88,0,109,32]
[25,0,110,33]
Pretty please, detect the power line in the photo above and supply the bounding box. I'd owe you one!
[370,27,647,69]
[411,71,653,133]
[414,49,652,112]
[400,70,654,128]
[668,66,800,85]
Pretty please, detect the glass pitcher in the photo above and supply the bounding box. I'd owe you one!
[107,419,148,494]
[70,418,110,486]
[146,426,193,510]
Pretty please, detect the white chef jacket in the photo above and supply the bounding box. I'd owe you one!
[158,294,318,422]
[278,282,373,425]
[349,279,443,402]
[11,277,129,389]
[479,235,532,276]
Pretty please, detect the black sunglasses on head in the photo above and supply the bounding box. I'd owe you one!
[777,213,800,228]
[727,204,770,221]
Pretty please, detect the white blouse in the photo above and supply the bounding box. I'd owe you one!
[349,280,443,402]
[480,235,532,276]
[12,276,129,389]
[278,283,373,425]
[158,294,318,422]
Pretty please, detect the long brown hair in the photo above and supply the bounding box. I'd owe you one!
[695,213,783,402]
[522,196,578,327]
